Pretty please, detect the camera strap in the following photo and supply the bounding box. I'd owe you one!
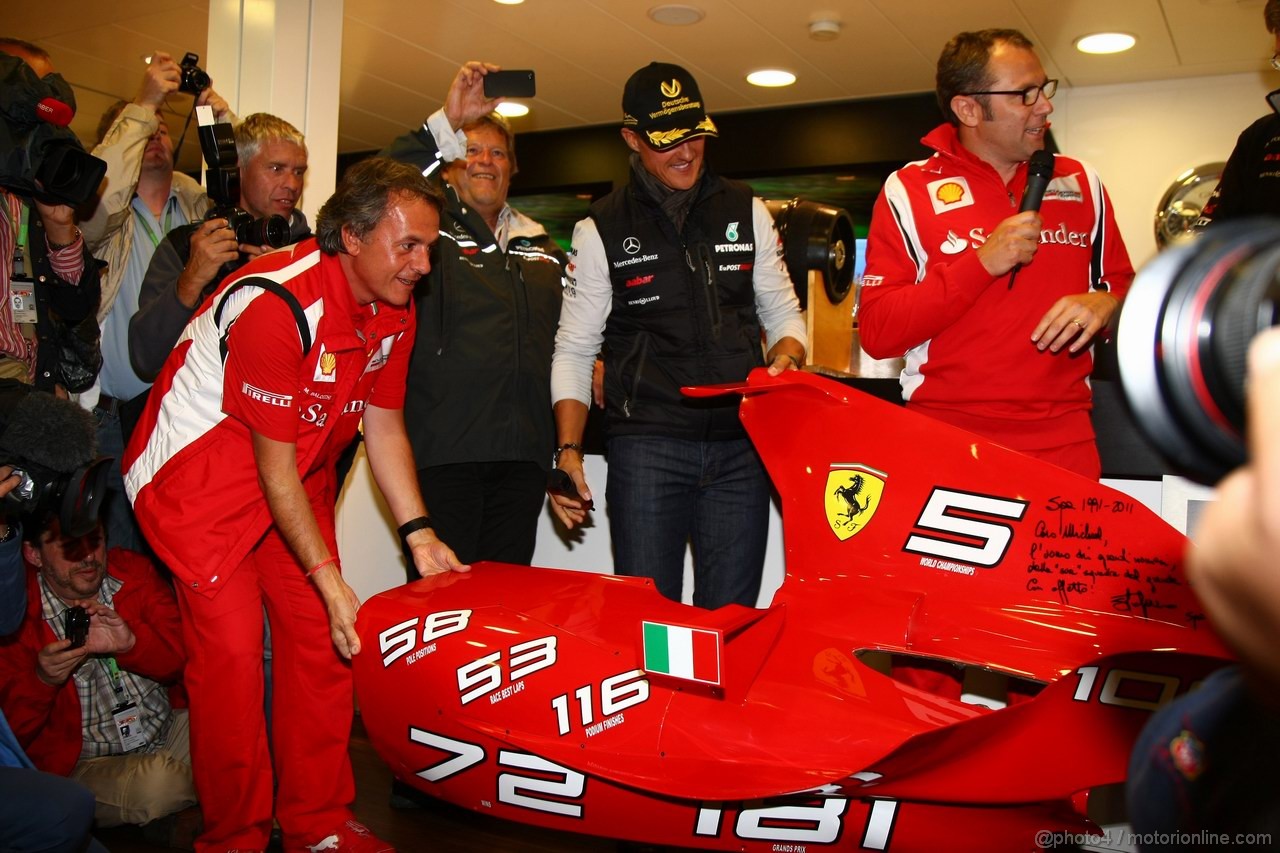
[213,277,313,359]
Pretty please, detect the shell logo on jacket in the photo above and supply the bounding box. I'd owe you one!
[927,176,973,213]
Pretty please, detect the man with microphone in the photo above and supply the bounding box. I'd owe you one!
[861,28,1132,479]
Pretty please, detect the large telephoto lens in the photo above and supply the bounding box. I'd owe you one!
[1117,218,1280,484]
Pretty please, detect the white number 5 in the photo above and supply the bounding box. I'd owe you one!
[903,487,1028,567]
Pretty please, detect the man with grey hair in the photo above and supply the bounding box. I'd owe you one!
[129,111,311,381]
[381,61,566,575]
[1195,0,1280,225]
[125,157,464,852]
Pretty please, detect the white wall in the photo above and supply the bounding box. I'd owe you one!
[1050,70,1275,268]
[336,447,787,608]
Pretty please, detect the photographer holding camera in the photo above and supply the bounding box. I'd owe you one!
[0,510,194,832]
[129,111,311,383]
[0,381,174,845]
[80,49,232,553]
[0,39,104,397]
[0,461,107,853]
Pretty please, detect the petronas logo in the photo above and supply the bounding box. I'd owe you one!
[660,79,682,99]
[725,222,739,242]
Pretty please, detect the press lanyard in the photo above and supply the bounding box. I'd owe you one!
[103,656,127,703]
[134,197,174,249]
[102,655,148,751]
[9,200,29,280]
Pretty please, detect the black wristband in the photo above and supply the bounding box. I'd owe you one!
[397,515,433,544]
[554,443,584,467]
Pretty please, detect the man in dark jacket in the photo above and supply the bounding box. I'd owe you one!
[382,61,566,572]
[1196,0,1280,226]
[128,112,310,383]
[549,62,806,610]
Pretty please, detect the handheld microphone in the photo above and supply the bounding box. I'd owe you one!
[1008,149,1055,289]
[35,97,74,128]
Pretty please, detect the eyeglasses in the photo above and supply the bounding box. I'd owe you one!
[963,79,1059,106]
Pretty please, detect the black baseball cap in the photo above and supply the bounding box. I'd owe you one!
[622,62,718,151]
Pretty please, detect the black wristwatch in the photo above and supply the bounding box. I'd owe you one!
[397,516,433,545]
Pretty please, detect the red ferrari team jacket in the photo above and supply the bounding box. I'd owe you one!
[123,240,414,598]
[860,123,1134,451]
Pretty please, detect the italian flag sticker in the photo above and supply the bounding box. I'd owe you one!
[642,622,721,685]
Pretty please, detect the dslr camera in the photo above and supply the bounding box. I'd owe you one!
[178,51,211,96]
[0,52,106,207]
[195,105,289,252]
[1117,218,1280,484]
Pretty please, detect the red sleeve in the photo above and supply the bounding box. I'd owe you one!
[859,184,997,359]
[367,314,415,410]
[221,291,304,443]
[0,581,64,748]
[111,550,185,686]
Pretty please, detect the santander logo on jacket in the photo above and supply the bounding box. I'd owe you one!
[936,221,1094,257]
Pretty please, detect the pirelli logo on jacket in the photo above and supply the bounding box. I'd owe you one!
[241,383,292,408]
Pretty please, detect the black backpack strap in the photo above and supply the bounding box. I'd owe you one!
[213,276,313,362]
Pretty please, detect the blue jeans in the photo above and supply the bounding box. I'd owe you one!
[606,435,769,609]
[0,766,106,852]
[94,405,146,553]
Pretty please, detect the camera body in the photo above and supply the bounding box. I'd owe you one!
[64,605,89,649]
[178,52,210,96]
[0,379,108,537]
[195,105,289,251]
[0,53,106,206]
[207,204,290,248]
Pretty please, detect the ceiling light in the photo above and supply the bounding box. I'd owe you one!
[495,102,529,117]
[809,19,841,41]
[1074,32,1136,54]
[493,0,525,5]
[648,4,705,25]
[746,69,796,88]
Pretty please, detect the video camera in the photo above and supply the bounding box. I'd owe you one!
[195,104,289,250]
[0,53,106,207]
[0,380,108,537]
[1117,219,1280,485]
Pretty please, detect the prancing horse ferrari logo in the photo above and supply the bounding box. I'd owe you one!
[825,464,887,541]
